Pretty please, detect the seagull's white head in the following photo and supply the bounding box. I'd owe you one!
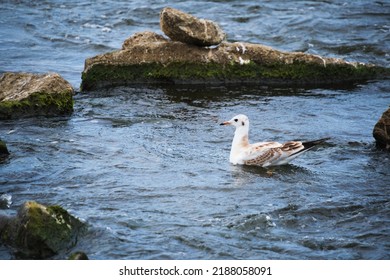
[220,114,249,129]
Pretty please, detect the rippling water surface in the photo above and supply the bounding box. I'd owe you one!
[0,1,389,259]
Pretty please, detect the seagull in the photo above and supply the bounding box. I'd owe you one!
[220,114,329,167]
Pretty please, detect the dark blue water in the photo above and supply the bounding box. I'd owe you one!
[0,1,389,259]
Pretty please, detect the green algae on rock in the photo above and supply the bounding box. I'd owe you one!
[0,201,85,259]
[0,72,74,119]
[81,31,389,91]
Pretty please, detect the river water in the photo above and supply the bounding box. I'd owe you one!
[0,0,389,260]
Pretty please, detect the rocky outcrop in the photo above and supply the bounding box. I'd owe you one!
[81,8,389,91]
[0,72,74,119]
[160,7,225,46]
[81,8,390,91]
[0,201,85,259]
[373,107,390,151]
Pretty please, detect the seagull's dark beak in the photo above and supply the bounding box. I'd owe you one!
[220,121,231,126]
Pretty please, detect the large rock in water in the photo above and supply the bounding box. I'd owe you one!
[81,31,389,91]
[0,201,85,259]
[160,7,225,46]
[0,72,74,119]
[373,107,390,150]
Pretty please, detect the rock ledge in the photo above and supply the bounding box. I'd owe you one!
[81,30,389,91]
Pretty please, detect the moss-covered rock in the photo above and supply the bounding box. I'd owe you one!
[0,201,85,259]
[81,31,389,91]
[0,72,74,119]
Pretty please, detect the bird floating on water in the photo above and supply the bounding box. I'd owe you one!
[220,114,329,167]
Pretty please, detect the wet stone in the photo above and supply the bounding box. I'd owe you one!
[160,7,226,46]
[373,107,390,151]
[0,72,74,119]
[0,201,85,259]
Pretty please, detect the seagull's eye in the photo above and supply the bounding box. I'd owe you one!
[234,119,238,122]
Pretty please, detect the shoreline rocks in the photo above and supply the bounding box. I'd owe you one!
[373,107,390,151]
[0,201,85,259]
[0,72,74,119]
[81,8,389,91]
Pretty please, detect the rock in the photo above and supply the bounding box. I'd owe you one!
[373,107,390,150]
[0,215,12,234]
[0,139,9,160]
[160,7,225,46]
[68,251,89,260]
[0,72,74,119]
[81,30,389,91]
[122,30,168,50]
[0,201,85,259]
[0,194,12,209]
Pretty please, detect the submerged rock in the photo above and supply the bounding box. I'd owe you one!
[160,7,225,46]
[0,194,12,209]
[0,72,74,119]
[0,201,85,259]
[0,139,9,159]
[68,251,89,260]
[81,30,389,91]
[373,107,390,150]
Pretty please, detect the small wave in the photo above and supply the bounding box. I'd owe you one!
[227,213,276,232]
[174,235,214,254]
[0,194,12,209]
[300,236,368,252]
[272,203,367,230]
[325,44,387,57]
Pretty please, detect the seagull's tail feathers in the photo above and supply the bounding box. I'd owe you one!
[298,137,331,154]
[268,138,330,166]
